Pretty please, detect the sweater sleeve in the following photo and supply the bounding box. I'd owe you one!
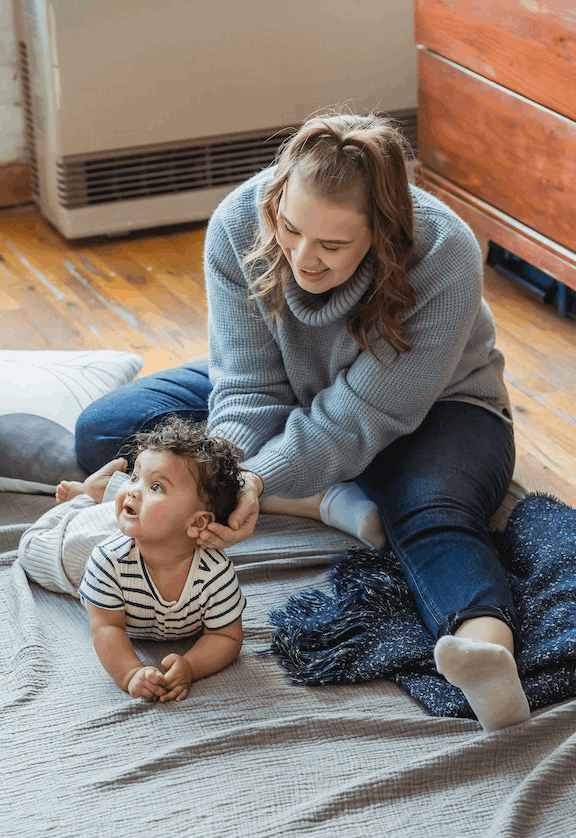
[204,198,300,461]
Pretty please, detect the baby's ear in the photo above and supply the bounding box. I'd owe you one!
[187,510,215,537]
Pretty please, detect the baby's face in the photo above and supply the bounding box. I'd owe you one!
[115,450,207,548]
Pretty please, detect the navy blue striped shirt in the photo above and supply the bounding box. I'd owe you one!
[79,531,245,640]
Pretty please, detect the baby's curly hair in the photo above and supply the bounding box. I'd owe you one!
[125,415,245,525]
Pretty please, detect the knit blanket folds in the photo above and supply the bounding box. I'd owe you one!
[269,494,576,717]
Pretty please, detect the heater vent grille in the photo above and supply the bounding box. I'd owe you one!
[56,130,290,209]
[55,109,418,210]
[18,41,40,199]
[392,107,418,157]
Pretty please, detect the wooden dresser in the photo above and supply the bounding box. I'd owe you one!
[415,1,576,292]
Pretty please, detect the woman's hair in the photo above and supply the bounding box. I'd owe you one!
[244,111,416,356]
[125,415,245,525]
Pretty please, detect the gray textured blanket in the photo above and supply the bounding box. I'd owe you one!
[2,489,576,837]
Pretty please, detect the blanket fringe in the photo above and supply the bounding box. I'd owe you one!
[267,494,576,718]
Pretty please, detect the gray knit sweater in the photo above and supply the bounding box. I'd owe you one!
[204,167,511,499]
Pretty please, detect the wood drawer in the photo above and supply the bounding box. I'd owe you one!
[418,48,576,254]
[415,0,576,121]
[419,167,576,292]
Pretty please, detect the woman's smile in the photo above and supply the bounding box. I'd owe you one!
[298,266,329,281]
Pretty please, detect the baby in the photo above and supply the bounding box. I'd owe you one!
[18,416,246,703]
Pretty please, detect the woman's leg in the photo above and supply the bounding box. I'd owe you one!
[359,401,517,640]
[75,361,212,472]
[358,401,529,730]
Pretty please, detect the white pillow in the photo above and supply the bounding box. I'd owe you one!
[0,350,143,492]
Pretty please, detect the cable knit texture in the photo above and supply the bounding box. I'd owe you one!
[204,167,511,498]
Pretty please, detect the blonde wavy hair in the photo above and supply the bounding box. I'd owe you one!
[243,111,416,356]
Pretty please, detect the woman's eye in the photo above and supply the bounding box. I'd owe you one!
[282,220,339,251]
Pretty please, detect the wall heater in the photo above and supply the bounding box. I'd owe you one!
[14,0,417,239]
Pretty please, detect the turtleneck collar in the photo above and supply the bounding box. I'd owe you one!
[283,257,373,327]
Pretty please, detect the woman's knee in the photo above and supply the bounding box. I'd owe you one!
[74,364,212,472]
[74,388,136,471]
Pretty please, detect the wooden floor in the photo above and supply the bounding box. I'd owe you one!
[1,202,575,506]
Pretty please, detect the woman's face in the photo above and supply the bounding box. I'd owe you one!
[276,169,372,294]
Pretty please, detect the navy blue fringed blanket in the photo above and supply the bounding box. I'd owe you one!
[268,494,576,718]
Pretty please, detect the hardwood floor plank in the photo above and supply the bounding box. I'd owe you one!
[513,450,575,506]
[481,264,575,504]
[0,264,21,309]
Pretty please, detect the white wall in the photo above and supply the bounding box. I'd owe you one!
[0,2,417,167]
[0,2,25,163]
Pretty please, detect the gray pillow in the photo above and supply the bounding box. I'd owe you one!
[0,414,88,488]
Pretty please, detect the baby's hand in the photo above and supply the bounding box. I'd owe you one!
[127,666,166,701]
[159,653,193,702]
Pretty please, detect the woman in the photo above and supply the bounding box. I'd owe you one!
[76,111,529,731]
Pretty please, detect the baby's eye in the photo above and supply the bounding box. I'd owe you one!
[129,472,138,483]
[150,482,164,493]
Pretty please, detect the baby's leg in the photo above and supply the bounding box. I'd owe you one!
[260,492,325,519]
[56,457,127,504]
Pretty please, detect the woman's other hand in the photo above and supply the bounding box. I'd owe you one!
[197,471,263,549]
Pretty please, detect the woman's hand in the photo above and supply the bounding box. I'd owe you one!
[197,471,263,549]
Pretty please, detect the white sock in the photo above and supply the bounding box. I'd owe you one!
[434,635,530,732]
[319,482,386,549]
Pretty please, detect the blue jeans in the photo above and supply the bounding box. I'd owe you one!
[75,361,212,471]
[75,365,517,641]
[357,401,517,641]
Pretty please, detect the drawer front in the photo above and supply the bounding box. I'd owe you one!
[415,0,576,121]
[418,49,576,253]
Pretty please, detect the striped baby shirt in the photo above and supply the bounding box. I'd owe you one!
[79,530,245,641]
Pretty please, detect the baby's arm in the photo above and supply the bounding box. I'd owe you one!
[160,618,244,703]
[85,602,166,700]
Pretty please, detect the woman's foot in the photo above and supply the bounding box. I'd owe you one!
[434,635,530,732]
[260,482,386,549]
[56,457,128,504]
[319,482,386,548]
